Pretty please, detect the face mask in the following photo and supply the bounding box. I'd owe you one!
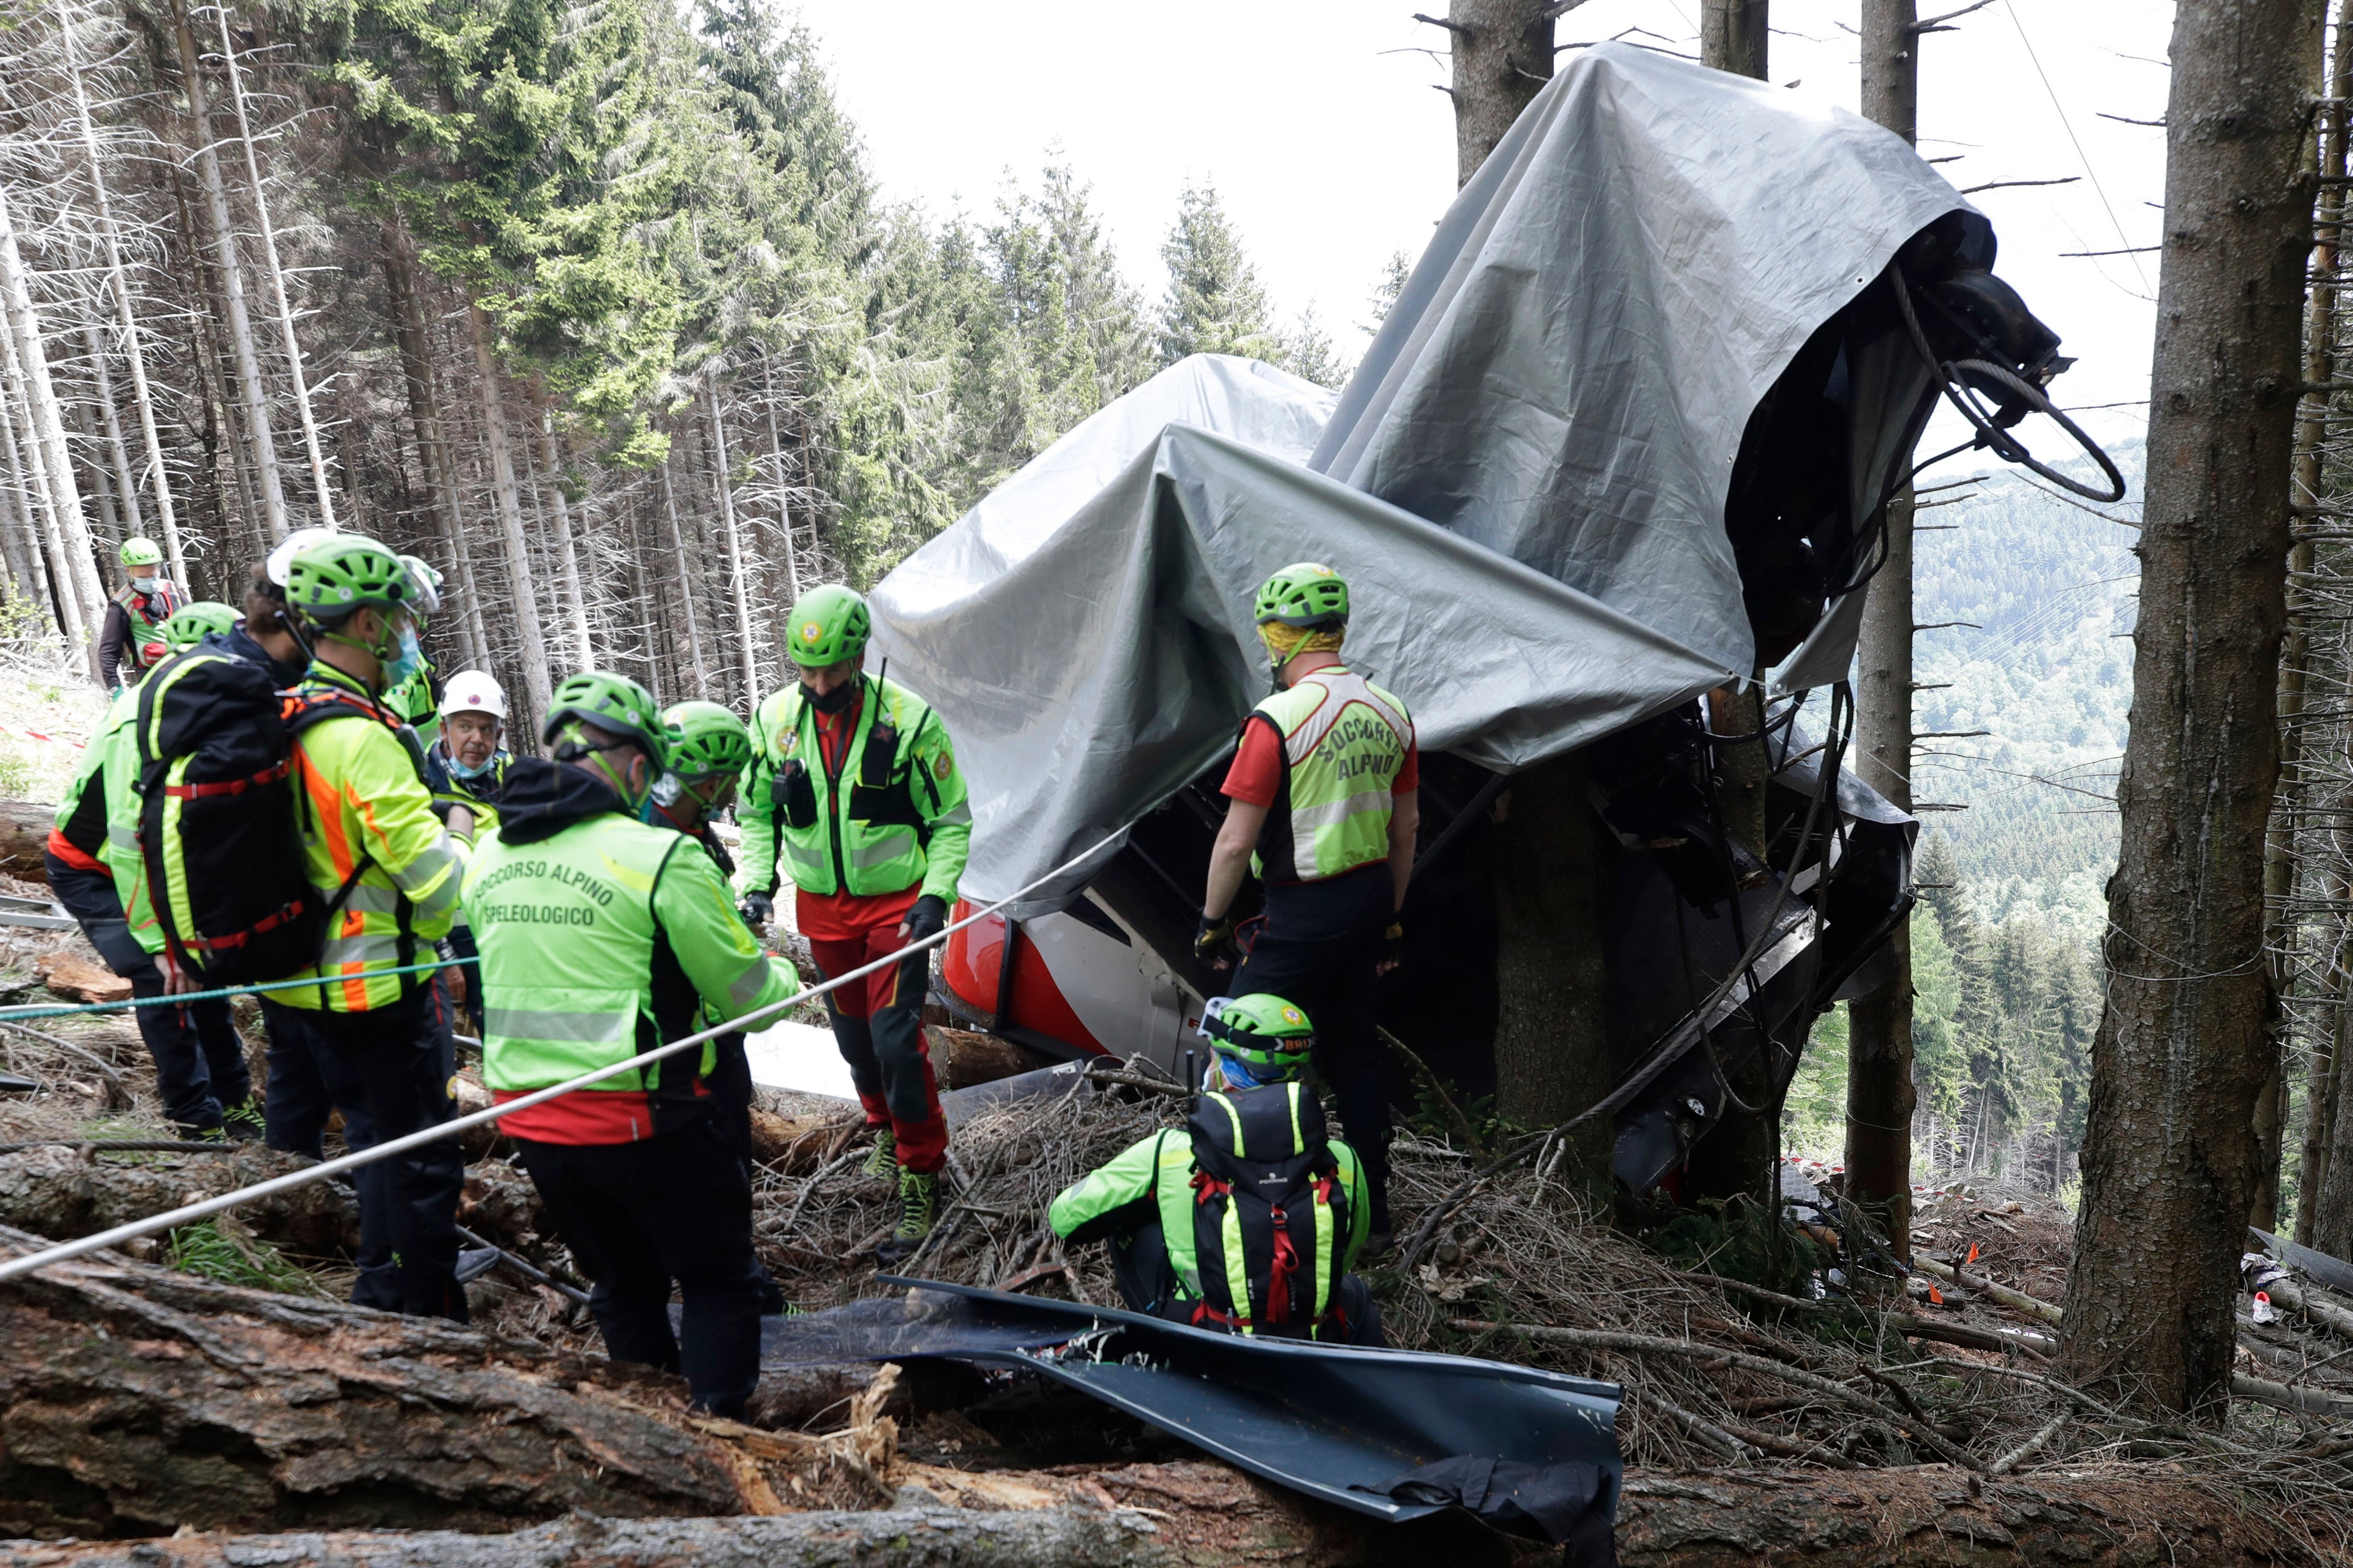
[1215,1052,1262,1090]
[380,624,424,691]
[446,751,496,781]
[802,678,857,715]
[133,575,164,596]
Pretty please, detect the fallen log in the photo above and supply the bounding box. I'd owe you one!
[1916,1257,2064,1327]
[0,798,52,885]
[0,1144,357,1258]
[2266,1272,2353,1343]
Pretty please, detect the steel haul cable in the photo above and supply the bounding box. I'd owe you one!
[0,818,1137,1285]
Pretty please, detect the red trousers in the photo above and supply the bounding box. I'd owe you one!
[808,919,948,1174]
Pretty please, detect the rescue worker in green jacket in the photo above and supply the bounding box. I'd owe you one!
[738,586,971,1264]
[44,603,260,1141]
[269,534,474,1321]
[1195,565,1419,1251]
[1048,994,1382,1346]
[97,536,187,691]
[464,672,803,1416]
[424,670,514,1035]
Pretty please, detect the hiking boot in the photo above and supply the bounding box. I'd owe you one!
[875,1168,940,1265]
[220,1096,265,1143]
[181,1123,230,1144]
[861,1126,899,1178]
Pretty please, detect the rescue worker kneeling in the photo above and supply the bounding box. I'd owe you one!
[464,672,802,1416]
[1047,995,1383,1347]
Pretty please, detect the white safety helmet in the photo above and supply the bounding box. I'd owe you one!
[264,526,333,588]
[438,669,507,724]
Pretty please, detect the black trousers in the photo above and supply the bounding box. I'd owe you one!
[1230,863,1397,1232]
[1109,1219,1384,1347]
[47,854,250,1132]
[515,1117,764,1416]
[262,986,465,1321]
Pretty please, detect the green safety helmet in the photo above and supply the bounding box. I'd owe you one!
[661,700,753,779]
[786,584,871,668]
[161,601,237,651]
[284,534,413,623]
[543,670,668,770]
[1200,993,1316,1080]
[1253,563,1349,630]
[119,537,163,570]
[398,554,445,618]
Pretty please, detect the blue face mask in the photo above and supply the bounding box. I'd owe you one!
[380,624,424,691]
[445,751,496,781]
[1213,1051,1263,1090]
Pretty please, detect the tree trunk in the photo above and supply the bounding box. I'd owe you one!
[215,2,333,530]
[706,378,762,708]
[1700,0,1768,78]
[79,324,140,543]
[1844,0,1923,1273]
[1489,755,1614,1165]
[1440,1,1555,189]
[61,6,185,583]
[0,400,48,615]
[173,0,287,544]
[382,219,485,672]
[466,302,552,731]
[660,448,711,699]
[0,798,55,881]
[2058,0,2323,1417]
[537,405,595,669]
[0,197,91,652]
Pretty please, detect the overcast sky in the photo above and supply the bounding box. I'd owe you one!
[799,1,2173,458]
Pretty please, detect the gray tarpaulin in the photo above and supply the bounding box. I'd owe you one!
[869,45,1973,909]
[1315,43,1969,679]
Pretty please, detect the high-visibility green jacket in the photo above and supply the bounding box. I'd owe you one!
[277,663,468,1013]
[1049,1081,1369,1334]
[1246,666,1413,884]
[463,758,799,1143]
[47,687,158,948]
[384,663,441,752]
[739,675,971,904]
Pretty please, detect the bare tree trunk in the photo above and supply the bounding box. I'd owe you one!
[536,407,594,669]
[60,8,180,579]
[1700,0,1768,78]
[2316,924,2353,1255]
[72,394,122,545]
[0,184,97,651]
[760,346,803,688]
[0,388,56,624]
[659,446,710,699]
[2058,0,2323,1417]
[705,378,761,708]
[1843,0,1924,1273]
[172,0,286,543]
[382,221,483,671]
[214,2,333,530]
[1438,1,1555,187]
[466,303,552,730]
[1489,756,1614,1163]
[80,326,137,543]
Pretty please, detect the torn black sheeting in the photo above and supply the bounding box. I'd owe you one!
[755,1277,1623,1533]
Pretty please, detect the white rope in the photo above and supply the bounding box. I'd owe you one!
[0,822,1136,1285]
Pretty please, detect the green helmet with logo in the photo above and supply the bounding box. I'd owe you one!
[1253,563,1349,630]
[544,670,667,770]
[1201,993,1316,1080]
[160,601,238,651]
[398,554,445,618]
[786,584,871,668]
[661,700,753,779]
[284,534,413,624]
[119,537,163,570]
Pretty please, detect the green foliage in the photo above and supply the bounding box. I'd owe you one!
[166,1219,328,1296]
[1158,182,1282,365]
[1620,1189,1820,1294]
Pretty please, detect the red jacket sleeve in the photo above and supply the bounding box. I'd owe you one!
[1220,716,1284,808]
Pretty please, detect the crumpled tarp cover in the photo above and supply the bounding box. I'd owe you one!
[868,46,1970,908]
[771,1280,1625,1527]
[1315,43,1969,680]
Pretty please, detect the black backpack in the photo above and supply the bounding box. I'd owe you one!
[133,653,372,986]
[1182,1081,1356,1340]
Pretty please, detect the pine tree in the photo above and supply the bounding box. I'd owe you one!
[1157,182,1282,365]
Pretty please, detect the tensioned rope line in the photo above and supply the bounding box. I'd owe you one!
[0,960,452,1023]
[0,818,1140,1285]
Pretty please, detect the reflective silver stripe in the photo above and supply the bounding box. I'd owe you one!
[849,826,917,869]
[1288,790,1396,835]
[932,800,973,827]
[727,959,779,1011]
[342,881,407,915]
[783,839,828,880]
[390,834,464,917]
[106,825,140,854]
[321,929,402,972]
[485,1007,634,1044]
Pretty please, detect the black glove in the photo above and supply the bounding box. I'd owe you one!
[740,889,774,930]
[902,893,948,944]
[1196,911,1237,964]
[1380,921,1405,968]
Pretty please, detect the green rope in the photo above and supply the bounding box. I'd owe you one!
[0,960,450,1024]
